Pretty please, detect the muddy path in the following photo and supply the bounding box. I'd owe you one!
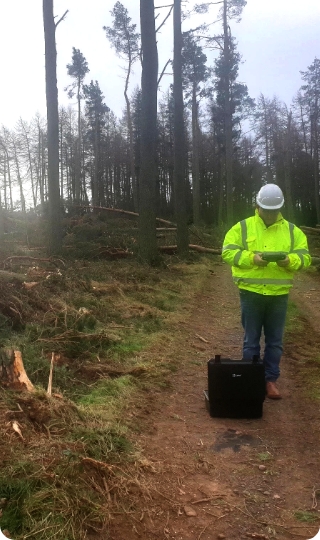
[109,263,320,540]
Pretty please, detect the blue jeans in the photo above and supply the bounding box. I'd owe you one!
[239,289,289,382]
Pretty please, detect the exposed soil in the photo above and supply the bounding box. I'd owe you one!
[108,262,320,540]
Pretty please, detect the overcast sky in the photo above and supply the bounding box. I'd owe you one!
[0,0,319,128]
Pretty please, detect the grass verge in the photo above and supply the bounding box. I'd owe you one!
[0,253,218,539]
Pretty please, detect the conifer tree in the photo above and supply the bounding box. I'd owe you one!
[300,58,320,222]
[66,48,90,204]
[104,3,140,211]
[83,81,109,207]
[182,33,209,224]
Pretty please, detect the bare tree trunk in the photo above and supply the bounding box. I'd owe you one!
[124,64,138,212]
[74,83,81,204]
[11,138,26,213]
[218,158,224,225]
[173,0,189,253]
[8,153,13,211]
[192,83,201,225]
[19,120,37,209]
[284,111,294,221]
[312,112,320,222]
[43,0,62,253]
[223,0,233,225]
[0,144,13,211]
[59,111,64,201]
[3,152,7,212]
[299,102,308,153]
[40,129,46,207]
[139,0,158,264]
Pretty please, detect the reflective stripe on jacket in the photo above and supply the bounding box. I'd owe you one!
[222,210,311,295]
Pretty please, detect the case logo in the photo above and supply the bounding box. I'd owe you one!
[232,374,242,378]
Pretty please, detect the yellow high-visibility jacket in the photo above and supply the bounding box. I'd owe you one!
[222,210,311,295]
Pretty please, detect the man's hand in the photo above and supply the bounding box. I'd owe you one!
[253,254,269,267]
[276,256,290,267]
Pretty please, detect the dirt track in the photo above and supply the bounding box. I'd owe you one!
[109,262,320,540]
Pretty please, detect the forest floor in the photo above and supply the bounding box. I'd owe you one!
[107,262,320,540]
[1,214,320,540]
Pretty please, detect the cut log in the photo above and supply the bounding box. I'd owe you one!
[77,205,177,227]
[300,226,320,234]
[189,244,221,254]
[159,244,222,255]
[3,255,66,269]
[0,349,34,391]
[0,270,27,283]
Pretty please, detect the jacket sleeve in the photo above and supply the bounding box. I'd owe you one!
[222,222,255,268]
[287,227,311,271]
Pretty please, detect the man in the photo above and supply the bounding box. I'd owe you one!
[222,184,311,399]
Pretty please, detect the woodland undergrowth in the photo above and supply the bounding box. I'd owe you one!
[0,211,222,540]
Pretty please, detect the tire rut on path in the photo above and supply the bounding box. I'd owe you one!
[109,263,320,540]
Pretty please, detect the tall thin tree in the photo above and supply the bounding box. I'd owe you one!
[173,0,189,253]
[139,0,159,264]
[104,3,140,211]
[66,48,90,204]
[43,0,67,252]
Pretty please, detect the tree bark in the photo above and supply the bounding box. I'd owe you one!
[11,137,26,213]
[75,80,82,203]
[173,0,189,253]
[312,111,320,223]
[192,83,201,225]
[139,0,159,264]
[43,0,62,253]
[223,0,233,225]
[284,111,294,221]
[0,349,34,392]
[124,63,138,212]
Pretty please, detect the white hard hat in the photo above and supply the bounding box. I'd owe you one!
[256,184,284,210]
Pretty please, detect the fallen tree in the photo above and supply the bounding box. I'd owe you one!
[3,255,66,269]
[300,226,320,235]
[78,205,176,228]
[159,244,221,255]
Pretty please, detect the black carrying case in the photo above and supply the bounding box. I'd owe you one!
[205,355,265,419]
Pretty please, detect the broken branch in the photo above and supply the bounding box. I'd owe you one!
[156,6,174,33]
[55,9,69,28]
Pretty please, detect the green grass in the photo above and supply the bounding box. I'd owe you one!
[70,425,133,461]
[0,246,218,539]
[107,340,145,359]
[284,297,320,400]
[257,452,272,462]
[285,300,305,334]
[294,510,318,523]
[0,478,33,534]
[77,375,135,407]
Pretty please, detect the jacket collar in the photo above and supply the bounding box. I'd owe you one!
[254,208,284,227]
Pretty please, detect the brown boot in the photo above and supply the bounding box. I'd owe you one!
[266,381,282,400]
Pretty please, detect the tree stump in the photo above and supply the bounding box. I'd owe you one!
[0,349,34,391]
